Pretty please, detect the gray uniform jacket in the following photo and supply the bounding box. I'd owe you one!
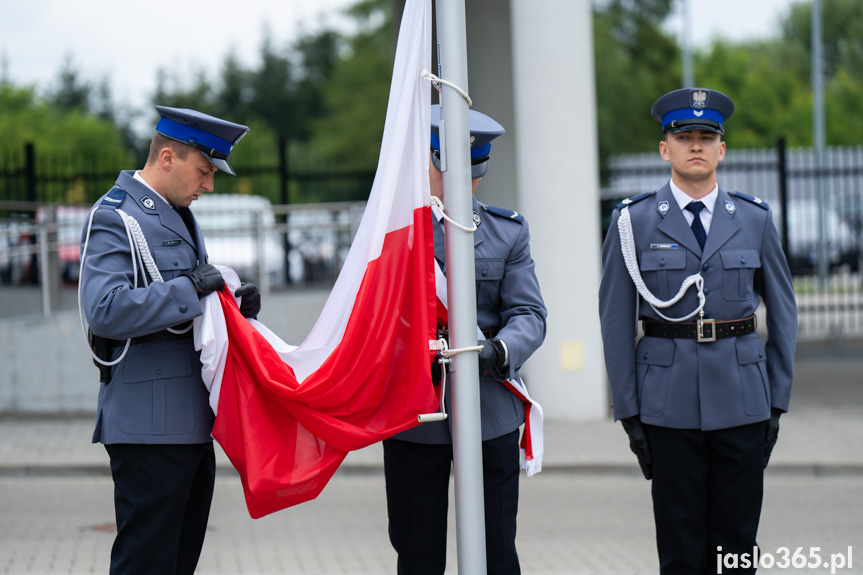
[599,183,797,431]
[397,197,548,444]
[80,170,215,445]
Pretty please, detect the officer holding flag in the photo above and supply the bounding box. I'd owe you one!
[383,105,547,575]
[79,106,260,575]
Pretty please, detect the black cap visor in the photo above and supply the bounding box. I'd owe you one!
[431,149,488,179]
[664,118,725,136]
[198,151,236,176]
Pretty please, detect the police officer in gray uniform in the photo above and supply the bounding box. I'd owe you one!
[599,88,797,574]
[383,105,547,575]
[79,106,260,575]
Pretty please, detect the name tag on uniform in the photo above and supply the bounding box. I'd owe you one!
[162,239,182,246]
[650,243,678,250]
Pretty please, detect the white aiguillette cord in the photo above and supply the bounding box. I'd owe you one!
[617,205,705,322]
[78,208,192,369]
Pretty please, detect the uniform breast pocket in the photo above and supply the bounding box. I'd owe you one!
[639,250,687,301]
[119,349,193,435]
[635,337,676,417]
[720,249,761,301]
[152,245,197,280]
[475,258,505,310]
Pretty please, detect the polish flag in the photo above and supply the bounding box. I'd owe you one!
[194,0,438,519]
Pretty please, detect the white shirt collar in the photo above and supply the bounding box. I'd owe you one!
[133,171,171,206]
[669,179,718,214]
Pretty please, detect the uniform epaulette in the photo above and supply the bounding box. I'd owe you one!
[616,190,656,210]
[483,204,524,224]
[728,191,769,210]
[100,187,126,207]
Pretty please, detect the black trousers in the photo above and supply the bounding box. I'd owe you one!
[383,430,521,575]
[645,422,768,575]
[105,442,217,575]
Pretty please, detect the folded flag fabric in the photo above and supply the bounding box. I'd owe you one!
[194,0,437,519]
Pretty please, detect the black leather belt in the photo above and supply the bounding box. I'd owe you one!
[130,326,194,346]
[437,325,500,341]
[642,315,756,342]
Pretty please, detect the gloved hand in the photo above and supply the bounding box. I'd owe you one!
[763,408,782,469]
[478,338,506,375]
[181,264,225,296]
[235,282,261,319]
[621,416,653,480]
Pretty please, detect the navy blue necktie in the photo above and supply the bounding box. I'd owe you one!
[685,201,707,251]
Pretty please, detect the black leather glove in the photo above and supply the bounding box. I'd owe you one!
[764,408,782,469]
[478,338,506,375]
[235,282,261,319]
[621,416,653,480]
[181,264,225,296]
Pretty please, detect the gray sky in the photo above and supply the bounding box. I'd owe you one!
[1,0,798,114]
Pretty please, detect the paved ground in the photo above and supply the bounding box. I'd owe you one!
[1,345,862,573]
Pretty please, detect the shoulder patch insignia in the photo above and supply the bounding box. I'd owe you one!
[616,190,656,210]
[483,204,524,224]
[100,187,126,207]
[728,191,769,210]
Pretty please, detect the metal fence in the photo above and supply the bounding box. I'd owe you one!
[601,141,863,342]
[0,198,367,319]
[0,141,376,206]
[0,141,376,318]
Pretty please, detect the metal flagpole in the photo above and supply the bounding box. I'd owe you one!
[434,0,487,573]
[812,0,828,286]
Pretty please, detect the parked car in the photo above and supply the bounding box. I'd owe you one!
[192,194,286,286]
[284,208,352,284]
[775,200,860,275]
[45,206,90,283]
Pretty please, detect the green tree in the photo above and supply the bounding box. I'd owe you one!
[48,53,92,112]
[693,0,863,148]
[308,0,395,167]
[592,0,679,173]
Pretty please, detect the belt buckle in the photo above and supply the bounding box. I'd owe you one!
[697,317,716,343]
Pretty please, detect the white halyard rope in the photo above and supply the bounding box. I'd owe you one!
[430,196,477,233]
[418,337,484,423]
[420,68,472,107]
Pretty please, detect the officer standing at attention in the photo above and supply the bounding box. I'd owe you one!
[79,106,261,575]
[382,105,548,575]
[599,88,798,574]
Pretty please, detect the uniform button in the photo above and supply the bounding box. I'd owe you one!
[659,258,666,266]
[156,368,164,376]
[179,304,188,313]
[740,256,746,265]
[704,288,710,295]
[759,351,763,358]
[702,263,710,272]
[643,353,648,360]
[173,259,179,267]
[481,270,488,277]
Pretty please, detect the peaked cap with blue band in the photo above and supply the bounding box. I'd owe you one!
[650,88,734,136]
[155,106,249,176]
[430,104,504,179]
